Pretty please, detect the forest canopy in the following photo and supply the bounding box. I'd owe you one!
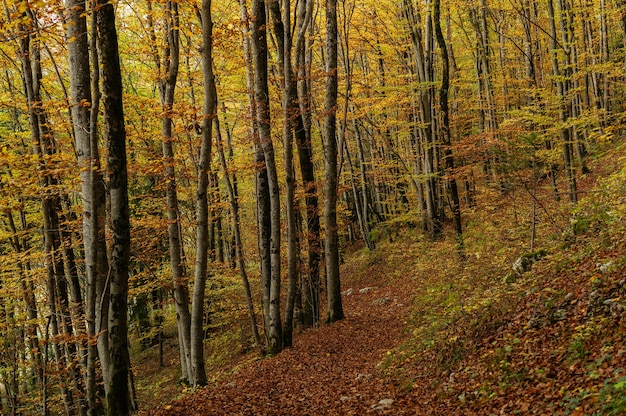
[0,0,624,414]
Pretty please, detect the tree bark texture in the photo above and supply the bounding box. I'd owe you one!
[96,1,132,414]
[251,0,283,354]
[190,0,217,386]
[324,0,344,323]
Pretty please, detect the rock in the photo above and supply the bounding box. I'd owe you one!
[599,261,615,273]
[603,298,618,306]
[359,287,377,293]
[554,308,566,321]
[372,297,390,305]
[371,398,394,411]
[342,288,354,296]
[512,256,533,276]
[503,271,516,284]
[512,249,547,276]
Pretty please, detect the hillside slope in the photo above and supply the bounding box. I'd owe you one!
[144,139,626,415]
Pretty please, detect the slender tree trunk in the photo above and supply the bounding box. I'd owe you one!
[65,1,103,412]
[190,0,217,386]
[238,0,272,348]
[433,0,462,247]
[294,0,321,329]
[149,0,194,382]
[216,115,263,352]
[403,0,440,236]
[281,0,299,348]
[251,0,283,354]
[338,7,375,250]
[353,118,375,250]
[324,0,344,323]
[547,0,578,203]
[96,1,132,413]
[89,1,111,392]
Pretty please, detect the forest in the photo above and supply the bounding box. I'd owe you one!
[0,0,625,414]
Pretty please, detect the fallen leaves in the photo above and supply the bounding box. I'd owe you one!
[143,144,626,416]
[143,283,413,416]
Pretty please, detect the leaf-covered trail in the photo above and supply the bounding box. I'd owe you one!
[146,280,419,415]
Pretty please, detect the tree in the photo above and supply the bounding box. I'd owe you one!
[215,111,263,351]
[280,0,299,348]
[250,0,283,354]
[324,0,345,323]
[402,0,442,237]
[148,0,193,383]
[547,0,578,203]
[95,0,132,413]
[65,0,106,412]
[189,0,217,386]
[16,6,86,413]
[433,0,462,244]
[294,0,322,329]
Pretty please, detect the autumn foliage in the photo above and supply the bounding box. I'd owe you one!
[0,0,626,414]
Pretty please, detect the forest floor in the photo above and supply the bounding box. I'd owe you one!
[140,138,626,416]
[143,274,415,415]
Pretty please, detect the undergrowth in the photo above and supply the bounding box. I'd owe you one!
[135,139,626,415]
[375,139,626,414]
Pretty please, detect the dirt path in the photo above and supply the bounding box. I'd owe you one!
[146,281,416,415]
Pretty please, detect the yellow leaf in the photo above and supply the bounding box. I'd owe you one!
[17,1,29,13]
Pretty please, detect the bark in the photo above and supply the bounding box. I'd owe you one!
[148,0,194,382]
[324,0,344,323]
[89,1,111,392]
[281,0,299,348]
[216,114,263,352]
[433,0,462,244]
[190,0,217,386]
[238,0,271,348]
[251,0,283,354]
[294,0,321,329]
[65,1,103,412]
[95,1,132,414]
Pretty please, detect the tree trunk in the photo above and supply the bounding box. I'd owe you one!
[324,0,344,323]
[96,1,132,413]
[433,0,462,246]
[17,12,85,413]
[294,0,321,329]
[403,0,441,237]
[216,114,263,352]
[251,0,283,354]
[190,0,217,386]
[238,0,272,348]
[148,0,194,382]
[65,1,105,412]
[547,0,578,203]
[281,0,299,348]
